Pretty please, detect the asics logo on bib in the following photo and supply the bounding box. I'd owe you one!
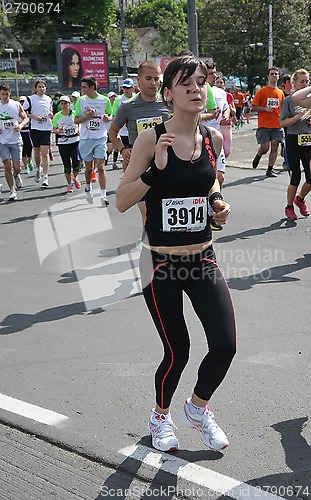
[165,199,184,206]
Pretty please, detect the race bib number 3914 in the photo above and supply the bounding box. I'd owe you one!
[162,197,207,232]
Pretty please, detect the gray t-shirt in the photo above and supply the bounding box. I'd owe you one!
[280,95,311,135]
[112,92,170,145]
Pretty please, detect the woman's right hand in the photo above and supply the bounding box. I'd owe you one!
[154,133,175,170]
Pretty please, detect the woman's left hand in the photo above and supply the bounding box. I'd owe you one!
[212,200,231,225]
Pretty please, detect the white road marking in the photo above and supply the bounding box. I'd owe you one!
[0,393,69,426]
[119,444,283,500]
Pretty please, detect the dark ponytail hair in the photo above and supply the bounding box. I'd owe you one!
[161,56,207,101]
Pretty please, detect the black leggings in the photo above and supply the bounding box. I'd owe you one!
[21,132,32,158]
[139,246,236,409]
[58,142,80,174]
[285,134,311,186]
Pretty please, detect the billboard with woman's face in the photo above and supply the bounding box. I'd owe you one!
[56,42,109,90]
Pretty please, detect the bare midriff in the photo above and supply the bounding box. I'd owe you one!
[142,239,212,256]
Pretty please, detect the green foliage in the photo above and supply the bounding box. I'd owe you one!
[107,26,142,68]
[125,0,187,27]
[125,0,188,57]
[198,0,311,90]
[5,0,116,63]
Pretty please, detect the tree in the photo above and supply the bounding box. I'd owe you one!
[5,0,116,66]
[125,0,188,57]
[197,0,311,91]
[107,25,142,71]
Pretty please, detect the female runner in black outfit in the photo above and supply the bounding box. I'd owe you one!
[116,56,236,452]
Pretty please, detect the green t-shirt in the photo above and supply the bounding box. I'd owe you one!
[206,82,216,110]
[75,94,112,139]
[52,110,79,144]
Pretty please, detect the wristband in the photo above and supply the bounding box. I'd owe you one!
[119,146,128,153]
[209,191,224,209]
[140,158,163,186]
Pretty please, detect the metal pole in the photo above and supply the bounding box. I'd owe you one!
[120,0,128,79]
[268,4,273,68]
[15,61,19,98]
[187,0,198,57]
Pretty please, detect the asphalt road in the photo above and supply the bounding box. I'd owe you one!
[0,123,310,500]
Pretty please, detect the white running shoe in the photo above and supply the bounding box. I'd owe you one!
[101,194,109,207]
[148,409,179,452]
[42,177,49,188]
[14,174,23,188]
[85,187,94,204]
[9,190,17,201]
[180,398,228,450]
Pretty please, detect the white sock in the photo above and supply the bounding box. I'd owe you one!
[101,189,107,197]
[189,399,205,416]
[43,174,48,179]
[86,184,91,191]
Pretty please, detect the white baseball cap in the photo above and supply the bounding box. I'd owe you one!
[71,91,80,98]
[108,91,117,98]
[59,95,71,103]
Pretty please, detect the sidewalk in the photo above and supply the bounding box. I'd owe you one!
[226,114,286,171]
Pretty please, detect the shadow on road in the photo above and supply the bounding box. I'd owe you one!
[246,417,310,498]
[95,436,224,500]
[216,218,297,245]
[0,301,87,335]
[227,253,311,291]
[95,418,310,500]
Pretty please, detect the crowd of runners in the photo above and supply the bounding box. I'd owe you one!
[1,54,311,453]
[1,62,310,220]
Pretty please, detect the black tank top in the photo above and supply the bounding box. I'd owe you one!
[142,122,217,247]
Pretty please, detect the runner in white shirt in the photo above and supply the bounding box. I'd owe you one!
[74,76,112,206]
[105,91,120,170]
[19,95,34,174]
[23,79,53,187]
[201,62,230,230]
[71,91,80,111]
[202,62,230,188]
[111,78,136,171]
[0,83,28,200]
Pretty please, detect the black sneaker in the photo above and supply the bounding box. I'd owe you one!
[252,154,261,169]
[266,169,277,177]
[210,216,223,231]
